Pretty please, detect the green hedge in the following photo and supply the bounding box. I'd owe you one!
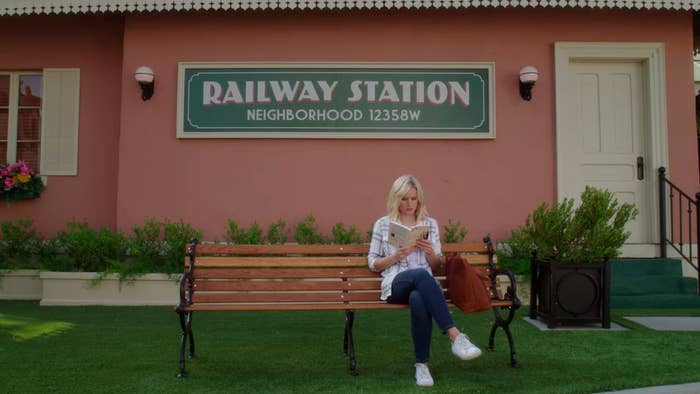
[0,214,471,277]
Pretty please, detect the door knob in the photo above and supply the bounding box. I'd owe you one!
[637,156,644,180]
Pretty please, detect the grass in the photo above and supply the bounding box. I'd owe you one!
[1,301,699,393]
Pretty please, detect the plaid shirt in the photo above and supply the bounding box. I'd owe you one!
[368,216,442,300]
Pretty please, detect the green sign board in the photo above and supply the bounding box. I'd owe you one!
[177,63,494,139]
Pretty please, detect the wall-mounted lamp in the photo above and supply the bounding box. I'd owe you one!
[134,66,155,101]
[519,66,539,101]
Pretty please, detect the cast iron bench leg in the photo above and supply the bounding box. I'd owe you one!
[177,311,195,377]
[489,306,519,368]
[177,311,189,377]
[344,310,358,376]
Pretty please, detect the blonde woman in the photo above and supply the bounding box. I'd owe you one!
[368,174,481,387]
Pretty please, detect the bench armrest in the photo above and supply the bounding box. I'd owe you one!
[176,239,197,312]
[490,267,521,308]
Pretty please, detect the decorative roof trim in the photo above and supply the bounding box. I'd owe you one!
[1,0,698,16]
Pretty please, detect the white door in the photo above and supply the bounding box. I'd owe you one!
[559,61,650,244]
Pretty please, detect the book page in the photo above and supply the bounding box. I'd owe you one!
[388,222,429,248]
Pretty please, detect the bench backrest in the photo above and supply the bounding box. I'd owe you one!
[181,242,499,311]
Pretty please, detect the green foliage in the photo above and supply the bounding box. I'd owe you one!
[130,218,162,264]
[497,228,533,276]
[365,226,374,243]
[330,222,363,244]
[162,219,202,273]
[226,219,263,244]
[294,214,326,244]
[54,220,128,272]
[266,218,289,244]
[0,217,40,268]
[509,186,638,264]
[442,219,468,243]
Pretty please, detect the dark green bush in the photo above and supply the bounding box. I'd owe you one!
[442,219,468,244]
[294,214,326,244]
[266,219,289,244]
[331,222,363,244]
[0,217,40,269]
[508,186,638,264]
[130,218,162,264]
[162,219,202,273]
[226,219,263,244]
[54,220,128,272]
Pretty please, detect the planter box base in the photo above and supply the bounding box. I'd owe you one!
[40,272,179,306]
[530,259,611,329]
[0,270,42,300]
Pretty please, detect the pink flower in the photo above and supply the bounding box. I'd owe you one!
[4,177,14,191]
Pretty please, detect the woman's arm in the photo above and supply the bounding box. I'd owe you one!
[371,246,418,272]
[416,218,442,271]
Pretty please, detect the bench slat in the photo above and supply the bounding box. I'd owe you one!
[194,280,381,292]
[189,256,368,268]
[195,244,368,255]
[194,279,449,292]
[192,291,396,304]
[193,243,490,256]
[181,299,513,312]
[185,254,494,268]
[192,267,379,279]
[182,303,405,311]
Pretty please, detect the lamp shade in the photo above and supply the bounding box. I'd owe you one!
[134,66,155,83]
[519,66,539,84]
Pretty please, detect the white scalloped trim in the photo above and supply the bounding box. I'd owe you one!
[0,0,698,15]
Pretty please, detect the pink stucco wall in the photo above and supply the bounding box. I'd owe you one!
[116,8,697,242]
[0,14,124,236]
[1,8,696,244]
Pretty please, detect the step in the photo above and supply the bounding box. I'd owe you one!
[611,294,700,309]
[611,276,698,296]
[610,258,683,278]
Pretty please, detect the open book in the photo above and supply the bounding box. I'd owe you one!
[388,222,429,248]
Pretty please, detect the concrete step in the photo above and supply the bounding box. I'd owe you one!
[611,258,683,278]
[611,293,700,309]
[611,276,698,296]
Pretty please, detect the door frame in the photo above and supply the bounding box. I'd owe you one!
[554,42,668,252]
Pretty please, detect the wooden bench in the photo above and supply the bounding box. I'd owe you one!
[174,236,520,377]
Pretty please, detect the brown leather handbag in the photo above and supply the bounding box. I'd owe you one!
[445,254,491,313]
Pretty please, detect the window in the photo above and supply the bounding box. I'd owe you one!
[0,69,80,176]
[0,72,42,171]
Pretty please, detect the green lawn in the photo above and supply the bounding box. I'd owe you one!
[1,301,699,393]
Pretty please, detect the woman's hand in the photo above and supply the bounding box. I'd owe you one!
[416,238,441,270]
[394,245,417,261]
[415,239,435,258]
[374,245,416,272]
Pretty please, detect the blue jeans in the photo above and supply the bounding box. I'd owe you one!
[388,268,455,363]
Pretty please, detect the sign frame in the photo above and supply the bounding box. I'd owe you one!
[176,62,496,139]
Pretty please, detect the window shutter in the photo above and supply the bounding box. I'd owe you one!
[40,68,80,175]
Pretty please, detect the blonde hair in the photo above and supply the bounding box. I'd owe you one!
[386,174,428,222]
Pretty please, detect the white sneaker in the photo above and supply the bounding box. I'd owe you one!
[451,333,482,361]
[414,363,434,387]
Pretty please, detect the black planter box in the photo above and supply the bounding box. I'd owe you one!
[529,258,611,329]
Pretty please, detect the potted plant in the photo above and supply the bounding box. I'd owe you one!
[509,186,638,328]
[0,161,44,205]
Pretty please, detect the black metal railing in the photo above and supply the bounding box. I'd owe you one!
[658,167,700,294]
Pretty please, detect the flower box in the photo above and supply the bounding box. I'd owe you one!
[0,269,42,300]
[529,259,611,328]
[39,272,179,306]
